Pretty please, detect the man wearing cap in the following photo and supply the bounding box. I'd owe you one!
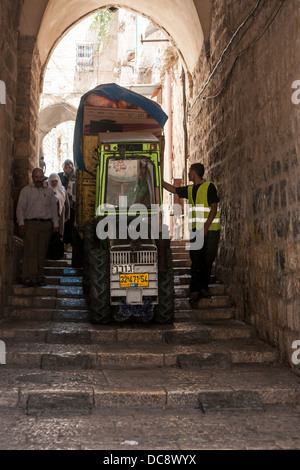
[16,168,60,287]
[162,163,221,300]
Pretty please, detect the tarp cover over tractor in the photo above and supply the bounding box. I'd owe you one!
[73,83,168,171]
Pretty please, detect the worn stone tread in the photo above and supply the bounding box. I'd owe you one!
[0,319,256,344]
[0,363,299,411]
[4,336,280,370]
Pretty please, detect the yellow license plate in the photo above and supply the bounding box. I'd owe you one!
[120,273,149,288]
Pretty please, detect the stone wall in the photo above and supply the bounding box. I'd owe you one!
[188,0,300,367]
[0,1,42,311]
[13,35,41,193]
[0,0,24,311]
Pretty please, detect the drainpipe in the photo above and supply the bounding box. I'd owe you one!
[165,71,172,182]
[165,71,173,234]
[135,15,138,74]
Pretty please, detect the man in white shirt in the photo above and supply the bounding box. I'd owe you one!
[16,168,60,286]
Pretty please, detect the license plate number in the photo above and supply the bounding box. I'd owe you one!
[120,273,149,287]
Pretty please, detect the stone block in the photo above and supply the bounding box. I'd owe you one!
[198,391,264,413]
[177,352,231,369]
[164,329,212,344]
[41,353,97,370]
[46,329,92,345]
[26,391,93,415]
[94,389,166,408]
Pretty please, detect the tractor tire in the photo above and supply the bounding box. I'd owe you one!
[154,247,175,324]
[89,248,112,324]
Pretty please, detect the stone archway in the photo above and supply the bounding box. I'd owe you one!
[39,103,77,154]
[19,0,212,74]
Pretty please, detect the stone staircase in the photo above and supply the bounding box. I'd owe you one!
[0,240,299,415]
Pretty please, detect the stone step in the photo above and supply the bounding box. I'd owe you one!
[4,248,297,416]
[5,306,205,324]
[11,284,84,298]
[171,244,190,252]
[4,308,90,322]
[1,363,299,412]
[44,267,82,276]
[7,294,231,313]
[5,299,233,323]
[44,259,72,267]
[171,239,187,246]
[172,306,236,322]
[194,307,236,321]
[174,282,225,296]
[0,320,256,345]
[4,337,280,370]
[7,293,89,309]
[175,295,232,310]
[38,276,83,286]
[171,252,191,260]
[3,362,300,413]
[172,259,191,267]
[12,285,84,296]
[173,266,192,276]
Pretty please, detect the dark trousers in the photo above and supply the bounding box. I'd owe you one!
[189,230,220,293]
[22,220,52,282]
[63,207,75,245]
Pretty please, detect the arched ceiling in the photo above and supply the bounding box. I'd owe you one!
[39,103,77,141]
[19,0,212,73]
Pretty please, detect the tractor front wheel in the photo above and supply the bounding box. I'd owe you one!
[89,248,112,324]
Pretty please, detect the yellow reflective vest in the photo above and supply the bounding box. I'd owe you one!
[188,181,221,231]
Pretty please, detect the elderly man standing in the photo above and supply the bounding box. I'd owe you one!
[16,168,60,287]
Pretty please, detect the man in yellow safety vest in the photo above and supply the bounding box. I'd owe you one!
[162,163,220,301]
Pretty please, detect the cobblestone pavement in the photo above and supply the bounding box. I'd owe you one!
[0,404,300,451]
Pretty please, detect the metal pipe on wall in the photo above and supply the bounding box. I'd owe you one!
[164,71,173,235]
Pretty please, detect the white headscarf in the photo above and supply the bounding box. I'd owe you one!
[48,173,66,215]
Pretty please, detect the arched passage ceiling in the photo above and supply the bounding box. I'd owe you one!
[39,103,77,142]
[19,0,212,73]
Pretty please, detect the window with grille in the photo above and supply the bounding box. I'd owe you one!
[76,44,94,72]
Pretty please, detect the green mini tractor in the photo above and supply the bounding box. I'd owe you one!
[73,83,174,324]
